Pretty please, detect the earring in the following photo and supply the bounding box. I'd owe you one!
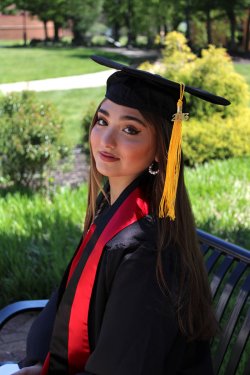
[148,161,159,175]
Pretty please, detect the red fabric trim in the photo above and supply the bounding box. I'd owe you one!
[68,187,149,374]
[41,352,50,375]
[67,224,96,286]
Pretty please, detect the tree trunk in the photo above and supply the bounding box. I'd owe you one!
[53,22,61,43]
[206,8,212,45]
[244,8,250,53]
[43,20,48,42]
[227,9,237,51]
[112,22,120,42]
[126,0,136,46]
[71,20,85,45]
[185,2,191,41]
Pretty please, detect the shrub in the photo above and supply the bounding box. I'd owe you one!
[81,102,97,160]
[182,111,250,166]
[140,32,250,165]
[0,91,67,187]
[185,45,250,118]
[140,32,249,120]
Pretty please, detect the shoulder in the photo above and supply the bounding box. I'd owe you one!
[105,214,157,253]
[102,215,179,292]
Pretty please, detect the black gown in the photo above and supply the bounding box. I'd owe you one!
[20,178,214,375]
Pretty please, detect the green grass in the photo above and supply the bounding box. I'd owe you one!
[0,184,88,307]
[185,157,250,248]
[37,88,105,147]
[0,46,132,83]
[234,62,250,87]
[0,157,249,306]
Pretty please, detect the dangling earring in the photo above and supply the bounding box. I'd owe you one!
[148,161,159,175]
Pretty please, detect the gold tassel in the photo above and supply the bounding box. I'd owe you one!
[159,83,188,220]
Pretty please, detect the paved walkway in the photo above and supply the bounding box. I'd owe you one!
[0,313,36,363]
[0,48,159,94]
[0,69,114,94]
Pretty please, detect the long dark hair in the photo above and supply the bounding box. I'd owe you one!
[84,100,217,341]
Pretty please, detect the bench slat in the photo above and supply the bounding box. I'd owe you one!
[213,274,250,373]
[243,352,250,375]
[206,249,221,273]
[210,255,233,298]
[226,307,250,375]
[215,261,247,321]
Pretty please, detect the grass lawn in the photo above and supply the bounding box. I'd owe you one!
[0,157,249,306]
[0,46,132,83]
[37,87,105,147]
[185,157,250,249]
[234,62,250,87]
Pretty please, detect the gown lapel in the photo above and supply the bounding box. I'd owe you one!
[42,176,149,375]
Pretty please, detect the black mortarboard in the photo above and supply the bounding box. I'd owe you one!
[91,55,230,220]
[91,55,230,121]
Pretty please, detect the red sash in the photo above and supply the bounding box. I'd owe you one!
[42,185,149,375]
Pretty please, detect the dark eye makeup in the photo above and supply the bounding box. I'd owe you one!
[96,114,141,136]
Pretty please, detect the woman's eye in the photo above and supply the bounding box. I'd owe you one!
[123,126,140,135]
[96,118,107,126]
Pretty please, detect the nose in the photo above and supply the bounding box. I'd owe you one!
[100,127,117,149]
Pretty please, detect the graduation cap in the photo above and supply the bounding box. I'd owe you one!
[91,55,230,220]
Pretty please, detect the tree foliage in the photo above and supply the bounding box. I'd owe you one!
[5,0,250,49]
[0,91,67,187]
[140,32,250,165]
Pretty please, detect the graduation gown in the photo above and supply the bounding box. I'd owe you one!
[20,177,214,375]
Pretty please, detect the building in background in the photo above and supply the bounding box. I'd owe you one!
[0,11,71,43]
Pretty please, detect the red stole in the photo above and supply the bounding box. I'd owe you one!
[41,184,149,375]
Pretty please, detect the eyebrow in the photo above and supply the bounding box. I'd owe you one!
[98,108,146,127]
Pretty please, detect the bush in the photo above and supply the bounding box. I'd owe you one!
[182,112,250,165]
[140,32,250,165]
[0,91,67,187]
[81,102,97,160]
[140,32,250,119]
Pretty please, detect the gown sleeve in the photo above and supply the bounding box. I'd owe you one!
[81,244,214,375]
[19,289,58,368]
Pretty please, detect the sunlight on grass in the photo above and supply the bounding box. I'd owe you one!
[234,62,250,87]
[0,157,249,306]
[0,184,88,306]
[185,157,250,248]
[0,47,131,83]
[37,87,105,147]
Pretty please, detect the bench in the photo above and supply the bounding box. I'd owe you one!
[0,229,249,374]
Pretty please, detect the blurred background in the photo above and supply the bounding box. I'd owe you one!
[0,0,249,306]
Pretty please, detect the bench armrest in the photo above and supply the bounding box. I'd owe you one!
[0,300,48,330]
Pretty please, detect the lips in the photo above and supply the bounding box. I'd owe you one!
[98,151,120,162]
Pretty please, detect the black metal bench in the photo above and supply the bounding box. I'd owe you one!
[0,229,249,374]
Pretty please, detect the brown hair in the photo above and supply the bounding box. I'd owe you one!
[84,100,217,341]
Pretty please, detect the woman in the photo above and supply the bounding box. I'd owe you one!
[15,56,230,375]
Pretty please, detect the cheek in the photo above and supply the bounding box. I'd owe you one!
[90,127,98,152]
[125,135,156,165]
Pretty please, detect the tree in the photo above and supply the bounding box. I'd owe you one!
[0,0,15,13]
[190,0,218,45]
[66,0,103,45]
[217,0,249,50]
[16,0,68,41]
[245,7,250,52]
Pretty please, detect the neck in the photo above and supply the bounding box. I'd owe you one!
[109,175,139,205]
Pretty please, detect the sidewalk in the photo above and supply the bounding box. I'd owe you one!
[0,69,114,94]
[0,313,36,363]
[0,48,160,94]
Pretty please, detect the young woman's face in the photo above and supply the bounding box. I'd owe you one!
[90,99,157,187]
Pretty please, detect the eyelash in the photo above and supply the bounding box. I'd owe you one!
[96,117,141,135]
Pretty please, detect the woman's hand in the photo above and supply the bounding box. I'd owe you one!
[12,363,42,375]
